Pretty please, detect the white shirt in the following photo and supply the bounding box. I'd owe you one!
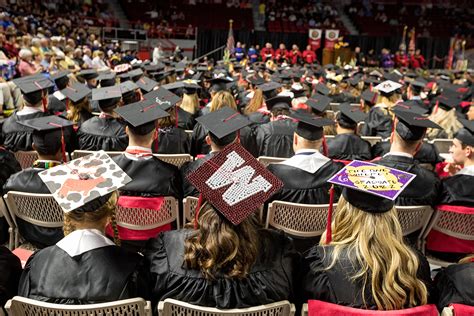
[458,165,474,176]
[57,229,115,257]
[280,149,330,173]
[383,151,414,159]
[17,106,43,116]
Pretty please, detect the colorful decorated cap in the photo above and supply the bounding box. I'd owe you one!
[92,86,122,110]
[39,151,131,213]
[13,74,54,104]
[195,107,250,144]
[338,103,367,125]
[115,99,169,135]
[394,109,441,141]
[455,119,474,146]
[292,111,334,141]
[328,160,416,213]
[186,143,283,225]
[143,87,181,111]
[374,80,403,95]
[135,76,158,93]
[306,95,331,114]
[61,82,91,103]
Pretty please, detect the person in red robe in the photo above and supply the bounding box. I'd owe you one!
[260,42,274,62]
[274,43,289,63]
[410,49,426,69]
[302,45,317,64]
[394,50,409,68]
[288,44,302,65]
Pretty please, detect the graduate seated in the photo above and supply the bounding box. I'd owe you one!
[48,70,70,115]
[301,164,436,310]
[326,103,372,161]
[0,246,22,312]
[2,74,53,152]
[78,86,128,151]
[18,154,147,304]
[3,116,74,248]
[60,82,94,129]
[145,143,299,310]
[0,147,21,244]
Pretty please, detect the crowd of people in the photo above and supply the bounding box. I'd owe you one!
[0,16,473,316]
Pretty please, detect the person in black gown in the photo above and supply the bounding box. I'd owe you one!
[0,147,21,244]
[326,103,372,161]
[0,246,22,311]
[78,85,128,151]
[48,70,70,115]
[3,116,74,248]
[59,82,94,129]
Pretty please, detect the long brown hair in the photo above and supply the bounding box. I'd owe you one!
[320,196,428,310]
[244,88,264,115]
[180,93,200,115]
[183,202,260,279]
[210,91,237,112]
[66,98,91,123]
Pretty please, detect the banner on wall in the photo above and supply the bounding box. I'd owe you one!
[324,29,339,50]
[308,29,322,51]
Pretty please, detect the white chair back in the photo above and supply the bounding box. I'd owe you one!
[153,154,193,168]
[13,151,38,169]
[395,205,434,242]
[361,136,382,146]
[257,156,287,167]
[183,196,199,226]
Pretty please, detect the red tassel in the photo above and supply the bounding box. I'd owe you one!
[325,185,335,244]
[322,135,328,157]
[433,100,439,115]
[194,193,204,229]
[60,131,66,162]
[154,128,159,153]
[42,95,47,113]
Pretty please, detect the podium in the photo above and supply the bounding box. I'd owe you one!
[334,48,353,65]
[322,48,334,66]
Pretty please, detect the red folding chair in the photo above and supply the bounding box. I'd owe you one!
[451,303,474,316]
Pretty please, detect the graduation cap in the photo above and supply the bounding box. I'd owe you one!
[314,83,330,96]
[210,78,232,93]
[265,95,292,111]
[119,80,139,98]
[455,119,474,146]
[77,69,98,81]
[347,75,362,86]
[306,95,331,114]
[17,115,73,161]
[337,103,367,126]
[292,111,334,141]
[195,107,250,145]
[384,72,402,83]
[393,101,428,115]
[361,89,379,105]
[369,70,384,78]
[97,72,116,87]
[118,72,131,82]
[38,151,131,213]
[143,87,181,111]
[279,74,292,85]
[246,75,265,86]
[92,86,122,110]
[394,109,441,141]
[374,80,403,95]
[436,95,459,111]
[258,81,282,99]
[61,82,91,103]
[50,70,70,89]
[13,74,54,106]
[186,142,283,225]
[292,88,306,98]
[135,76,158,93]
[115,99,169,135]
[128,68,144,81]
[182,80,201,95]
[144,63,165,73]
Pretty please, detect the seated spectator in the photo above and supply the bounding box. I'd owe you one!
[0,246,22,311]
[18,49,41,77]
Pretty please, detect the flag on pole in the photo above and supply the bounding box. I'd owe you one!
[408,27,416,52]
[226,19,235,55]
[446,37,456,70]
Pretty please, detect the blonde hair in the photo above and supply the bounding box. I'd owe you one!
[459,254,474,264]
[244,88,264,115]
[63,191,120,245]
[377,93,400,116]
[66,98,91,124]
[427,108,463,139]
[320,197,428,310]
[210,91,237,112]
[180,93,199,115]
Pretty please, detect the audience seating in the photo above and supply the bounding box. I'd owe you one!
[361,136,383,146]
[158,298,295,316]
[441,303,474,316]
[5,296,152,316]
[13,151,38,170]
[395,205,434,249]
[183,196,199,226]
[0,197,14,250]
[302,301,438,316]
[3,192,63,249]
[430,139,453,154]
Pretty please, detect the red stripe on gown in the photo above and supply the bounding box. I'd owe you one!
[106,196,172,241]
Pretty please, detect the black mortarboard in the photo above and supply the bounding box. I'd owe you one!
[361,89,379,105]
[13,75,54,104]
[119,81,139,97]
[144,63,164,73]
[92,86,122,110]
[455,119,474,146]
[182,80,201,94]
[347,75,362,86]
[195,107,250,143]
[61,82,91,103]
[436,95,459,111]
[338,103,367,125]
[143,87,181,111]
[393,101,428,115]
[210,78,232,93]
[342,187,393,213]
[128,68,144,81]
[247,75,265,86]
[306,95,331,114]
[394,109,441,141]
[258,81,281,93]
[115,99,169,135]
[266,95,292,111]
[292,111,334,141]
[314,83,330,96]
[50,70,70,89]
[18,115,73,155]
[292,88,306,98]
[410,79,426,90]
[97,72,116,87]
[135,76,158,93]
[280,74,292,85]
[118,72,131,82]
[77,69,98,80]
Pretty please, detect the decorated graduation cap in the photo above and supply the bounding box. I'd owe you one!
[314,83,330,96]
[17,115,73,161]
[50,70,70,89]
[325,160,416,243]
[292,111,334,141]
[393,109,441,141]
[455,119,474,146]
[306,94,331,114]
[374,80,403,95]
[143,87,181,111]
[77,69,98,81]
[186,142,283,225]
[92,86,122,110]
[115,99,169,135]
[265,95,292,111]
[361,89,379,105]
[97,72,116,87]
[135,76,158,93]
[39,151,131,213]
[61,82,91,103]
[337,103,367,126]
[14,74,54,110]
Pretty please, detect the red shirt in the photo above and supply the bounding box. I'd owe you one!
[288,49,301,64]
[260,48,274,61]
[410,54,425,69]
[302,50,317,64]
[275,48,289,62]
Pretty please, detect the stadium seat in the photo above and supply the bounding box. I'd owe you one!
[257,156,287,167]
[0,197,14,250]
[5,296,152,316]
[441,303,474,316]
[361,136,383,146]
[303,301,438,316]
[13,151,38,169]
[395,205,435,249]
[3,192,63,249]
[158,298,295,316]
[183,196,199,226]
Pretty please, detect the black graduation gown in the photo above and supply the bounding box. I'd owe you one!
[361,106,393,139]
[176,107,195,130]
[372,141,443,167]
[145,229,299,309]
[3,167,64,248]
[246,112,271,126]
[19,244,147,304]
[152,127,190,154]
[47,94,67,115]
[435,262,474,310]
[78,117,128,151]
[180,153,214,197]
[0,148,21,243]
[254,119,296,158]
[0,246,22,308]
[300,245,436,309]
[377,155,441,207]
[112,154,183,199]
[326,134,372,161]
[439,173,474,206]
[59,110,94,130]
[1,111,48,152]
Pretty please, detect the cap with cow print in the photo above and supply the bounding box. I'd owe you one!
[39,151,131,213]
